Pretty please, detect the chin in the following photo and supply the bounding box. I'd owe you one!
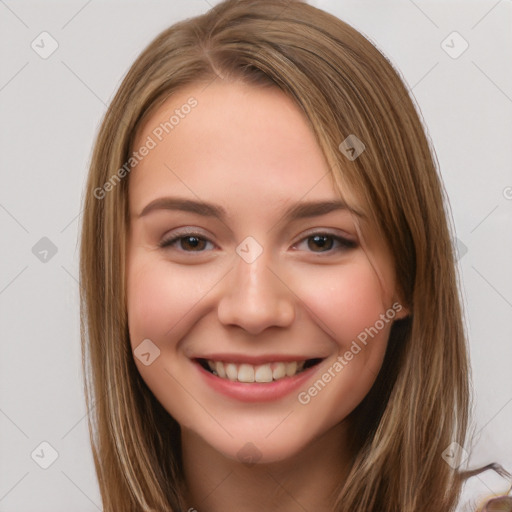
[191,421,324,467]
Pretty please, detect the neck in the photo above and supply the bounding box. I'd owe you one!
[180,422,351,512]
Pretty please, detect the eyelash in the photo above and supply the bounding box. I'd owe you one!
[158,230,357,255]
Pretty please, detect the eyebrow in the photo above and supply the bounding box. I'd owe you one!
[137,197,364,221]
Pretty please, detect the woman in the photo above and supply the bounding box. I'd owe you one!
[79,1,509,510]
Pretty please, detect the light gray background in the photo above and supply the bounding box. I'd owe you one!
[0,1,511,510]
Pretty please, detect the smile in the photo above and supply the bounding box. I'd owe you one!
[197,358,324,383]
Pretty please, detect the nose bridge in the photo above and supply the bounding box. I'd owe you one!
[240,251,277,298]
[217,245,295,334]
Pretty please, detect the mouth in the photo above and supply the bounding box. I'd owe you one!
[195,357,324,383]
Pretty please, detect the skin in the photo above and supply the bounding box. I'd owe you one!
[126,79,409,511]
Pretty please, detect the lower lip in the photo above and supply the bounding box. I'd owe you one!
[193,360,323,403]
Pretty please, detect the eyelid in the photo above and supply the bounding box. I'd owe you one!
[162,226,210,238]
[291,232,357,254]
[159,227,215,249]
[159,226,357,255]
[292,227,356,245]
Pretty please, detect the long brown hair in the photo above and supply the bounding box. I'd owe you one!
[79,1,472,510]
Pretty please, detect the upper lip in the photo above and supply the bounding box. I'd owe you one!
[193,354,325,365]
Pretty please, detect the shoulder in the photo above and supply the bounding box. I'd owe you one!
[455,468,511,512]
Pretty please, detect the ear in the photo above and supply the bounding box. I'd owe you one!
[390,295,410,320]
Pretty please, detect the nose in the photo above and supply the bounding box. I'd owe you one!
[217,250,296,335]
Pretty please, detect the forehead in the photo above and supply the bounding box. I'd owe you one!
[128,80,357,214]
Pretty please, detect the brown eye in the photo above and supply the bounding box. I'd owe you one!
[179,236,207,251]
[159,233,213,252]
[295,232,357,254]
[308,234,334,252]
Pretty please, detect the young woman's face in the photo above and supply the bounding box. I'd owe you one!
[126,80,408,464]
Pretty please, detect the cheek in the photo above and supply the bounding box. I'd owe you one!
[126,258,209,348]
[296,260,389,346]
[292,262,394,419]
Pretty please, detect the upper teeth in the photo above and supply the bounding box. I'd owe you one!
[207,360,306,382]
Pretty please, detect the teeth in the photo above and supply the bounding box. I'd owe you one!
[215,361,226,378]
[238,364,255,383]
[254,364,273,383]
[225,363,238,381]
[204,360,307,382]
[286,361,297,377]
[273,362,286,380]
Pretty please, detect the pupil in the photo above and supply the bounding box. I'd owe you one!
[309,235,332,252]
[183,236,203,250]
